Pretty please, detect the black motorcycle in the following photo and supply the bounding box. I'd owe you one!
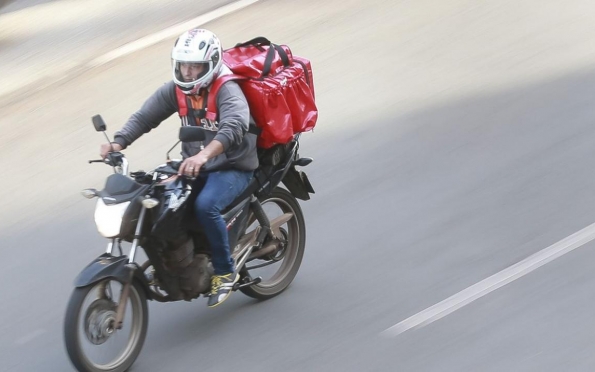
[63,115,314,372]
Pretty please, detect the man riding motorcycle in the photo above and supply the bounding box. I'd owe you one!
[99,28,258,308]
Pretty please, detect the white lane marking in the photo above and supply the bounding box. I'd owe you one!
[88,0,259,67]
[15,328,47,345]
[381,222,595,337]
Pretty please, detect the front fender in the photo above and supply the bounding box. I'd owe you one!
[74,253,132,287]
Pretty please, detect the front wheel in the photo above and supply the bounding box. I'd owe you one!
[240,187,306,300]
[64,279,148,372]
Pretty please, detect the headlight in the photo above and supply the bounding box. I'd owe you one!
[94,199,130,238]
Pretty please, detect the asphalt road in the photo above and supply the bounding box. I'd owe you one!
[0,0,236,99]
[2,0,595,371]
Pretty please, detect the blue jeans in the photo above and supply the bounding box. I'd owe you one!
[193,170,253,275]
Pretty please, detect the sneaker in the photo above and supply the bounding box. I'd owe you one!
[207,272,239,308]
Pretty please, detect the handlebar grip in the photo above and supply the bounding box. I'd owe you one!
[159,169,178,175]
[156,164,195,179]
[155,164,179,175]
[168,160,182,171]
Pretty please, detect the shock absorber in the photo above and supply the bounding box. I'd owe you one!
[249,195,271,245]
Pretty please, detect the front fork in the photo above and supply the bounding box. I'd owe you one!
[102,206,148,329]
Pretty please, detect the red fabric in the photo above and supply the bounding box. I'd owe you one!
[179,40,318,149]
[293,56,315,99]
[175,87,188,117]
[223,44,292,78]
[206,74,244,121]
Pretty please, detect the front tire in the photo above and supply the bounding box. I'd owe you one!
[240,187,306,300]
[64,279,148,372]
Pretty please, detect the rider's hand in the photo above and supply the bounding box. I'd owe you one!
[100,143,123,159]
[178,153,208,177]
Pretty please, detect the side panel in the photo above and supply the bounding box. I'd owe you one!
[226,203,251,250]
[282,167,315,200]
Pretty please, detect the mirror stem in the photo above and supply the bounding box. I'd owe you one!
[166,140,181,162]
[102,131,113,151]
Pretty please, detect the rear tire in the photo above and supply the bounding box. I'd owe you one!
[64,279,148,372]
[240,187,306,300]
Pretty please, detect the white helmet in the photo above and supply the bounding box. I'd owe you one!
[172,29,223,95]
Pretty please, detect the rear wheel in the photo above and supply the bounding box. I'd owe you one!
[240,187,306,300]
[64,279,148,372]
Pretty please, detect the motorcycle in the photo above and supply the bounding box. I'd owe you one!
[63,115,315,372]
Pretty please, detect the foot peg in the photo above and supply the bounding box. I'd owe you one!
[233,276,262,291]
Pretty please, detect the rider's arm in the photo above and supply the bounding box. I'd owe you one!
[178,139,225,175]
[112,81,178,149]
[199,139,224,159]
[212,81,250,151]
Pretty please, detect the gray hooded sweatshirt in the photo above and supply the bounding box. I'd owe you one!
[113,80,258,172]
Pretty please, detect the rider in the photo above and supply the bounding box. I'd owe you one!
[100,28,259,307]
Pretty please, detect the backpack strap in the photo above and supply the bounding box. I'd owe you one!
[205,74,245,121]
[262,44,290,77]
[234,36,272,48]
[175,86,188,118]
[206,74,262,136]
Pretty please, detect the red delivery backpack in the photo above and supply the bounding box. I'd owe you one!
[178,37,318,149]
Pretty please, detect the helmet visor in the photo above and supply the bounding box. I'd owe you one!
[173,61,211,87]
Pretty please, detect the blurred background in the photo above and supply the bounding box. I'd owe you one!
[2,0,595,371]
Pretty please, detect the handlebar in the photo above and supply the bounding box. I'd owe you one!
[88,152,128,175]
[168,159,182,171]
[157,167,179,176]
[154,160,199,179]
[155,160,184,175]
[89,154,194,179]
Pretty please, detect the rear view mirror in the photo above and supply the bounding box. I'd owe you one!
[179,126,206,142]
[92,115,107,132]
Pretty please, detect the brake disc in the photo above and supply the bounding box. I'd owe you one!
[84,298,117,345]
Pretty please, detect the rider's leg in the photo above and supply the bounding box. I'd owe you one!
[194,169,253,306]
